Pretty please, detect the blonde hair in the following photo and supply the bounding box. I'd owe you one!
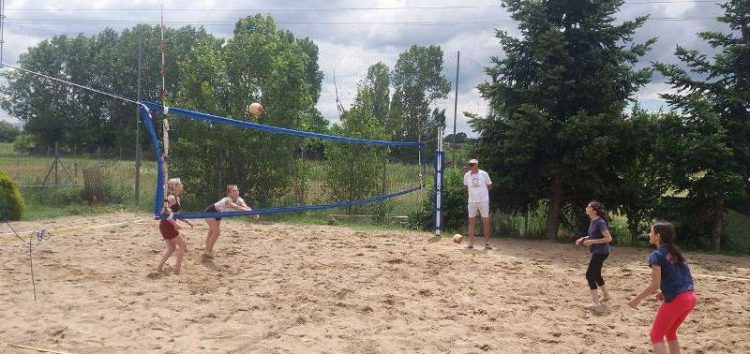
[166,178,182,196]
[226,184,239,194]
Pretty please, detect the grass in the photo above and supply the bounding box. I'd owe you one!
[1,142,426,222]
[724,209,750,254]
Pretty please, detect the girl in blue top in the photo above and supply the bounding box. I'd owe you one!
[629,221,696,354]
[575,201,613,309]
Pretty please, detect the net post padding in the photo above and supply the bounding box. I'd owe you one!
[434,128,444,236]
[137,103,165,218]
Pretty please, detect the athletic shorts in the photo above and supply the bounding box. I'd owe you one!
[468,201,490,218]
[204,204,222,221]
[159,219,178,240]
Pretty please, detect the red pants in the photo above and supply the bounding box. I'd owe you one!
[650,291,696,344]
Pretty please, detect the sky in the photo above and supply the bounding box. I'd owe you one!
[0,0,732,136]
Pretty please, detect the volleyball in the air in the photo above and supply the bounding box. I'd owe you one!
[248,102,264,118]
[453,233,463,244]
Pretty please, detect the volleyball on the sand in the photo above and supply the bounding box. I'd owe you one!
[248,102,264,117]
[453,233,463,244]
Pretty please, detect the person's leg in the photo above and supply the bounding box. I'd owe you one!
[650,299,683,350]
[205,219,220,255]
[585,254,605,308]
[173,234,186,274]
[599,285,611,301]
[595,253,609,299]
[652,342,668,354]
[467,217,476,248]
[480,200,491,248]
[206,220,222,254]
[664,292,697,353]
[157,239,175,272]
[467,203,477,248]
[482,216,491,248]
[204,218,214,255]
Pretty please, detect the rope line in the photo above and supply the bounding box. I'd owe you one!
[2,341,77,354]
[0,218,152,246]
[1,63,138,104]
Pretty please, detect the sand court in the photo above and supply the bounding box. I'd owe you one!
[1,212,748,353]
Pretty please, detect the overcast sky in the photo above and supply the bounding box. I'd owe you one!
[0,0,731,136]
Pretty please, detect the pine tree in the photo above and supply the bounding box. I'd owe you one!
[477,0,654,238]
[654,0,750,251]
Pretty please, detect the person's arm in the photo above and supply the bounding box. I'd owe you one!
[629,265,661,308]
[485,172,492,191]
[583,229,612,246]
[225,198,249,211]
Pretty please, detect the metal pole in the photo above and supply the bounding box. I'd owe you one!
[0,0,6,65]
[434,127,444,236]
[54,141,59,186]
[452,51,460,166]
[135,37,143,205]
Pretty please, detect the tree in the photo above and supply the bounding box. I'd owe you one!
[0,122,19,143]
[390,45,451,156]
[325,80,389,214]
[476,0,654,239]
[654,0,750,251]
[365,62,391,125]
[0,25,214,153]
[444,132,468,144]
[171,15,322,208]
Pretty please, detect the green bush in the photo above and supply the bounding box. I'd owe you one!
[0,170,25,220]
[408,167,466,231]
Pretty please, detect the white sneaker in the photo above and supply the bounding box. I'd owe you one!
[584,301,601,309]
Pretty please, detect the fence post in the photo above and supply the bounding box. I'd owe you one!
[54,141,59,186]
[15,148,19,180]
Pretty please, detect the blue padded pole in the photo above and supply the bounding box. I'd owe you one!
[434,128,445,236]
[138,104,164,218]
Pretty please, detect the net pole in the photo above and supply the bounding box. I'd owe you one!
[434,127,445,236]
[159,3,170,199]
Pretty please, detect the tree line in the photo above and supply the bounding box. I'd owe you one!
[0,14,450,213]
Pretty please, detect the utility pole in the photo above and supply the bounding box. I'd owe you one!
[0,0,6,64]
[452,51,460,166]
[135,38,143,205]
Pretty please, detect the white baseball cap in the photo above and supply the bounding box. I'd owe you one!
[468,159,478,164]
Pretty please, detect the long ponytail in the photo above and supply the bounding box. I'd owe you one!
[652,221,686,264]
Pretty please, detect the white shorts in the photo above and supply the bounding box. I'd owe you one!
[468,201,490,218]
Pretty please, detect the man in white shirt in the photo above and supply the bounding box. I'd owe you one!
[463,159,493,249]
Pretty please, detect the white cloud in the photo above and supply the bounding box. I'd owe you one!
[0,0,735,129]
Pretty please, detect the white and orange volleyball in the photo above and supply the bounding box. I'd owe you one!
[248,102,264,118]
